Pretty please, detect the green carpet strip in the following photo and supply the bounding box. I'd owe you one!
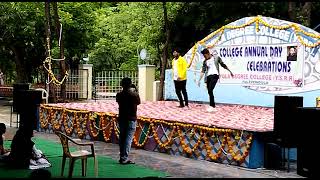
[1,137,168,178]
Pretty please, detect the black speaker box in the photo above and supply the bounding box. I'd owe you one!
[296,107,318,178]
[264,143,282,169]
[273,96,303,147]
[18,89,43,130]
[13,83,30,113]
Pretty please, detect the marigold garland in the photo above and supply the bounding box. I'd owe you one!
[51,110,62,131]
[177,126,203,154]
[88,113,100,138]
[75,113,87,139]
[133,122,151,148]
[101,115,113,142]
[63,111,74,136]
[113,118,120,140]
[39,105,254,163]
[226,132,253,163]
[204,131,227,161]
[39,107,49,129]
[151,123,176,149]
[188,15,320,68]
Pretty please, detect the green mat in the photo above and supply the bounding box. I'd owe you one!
[4,138,68,158]
[1,137,169,178]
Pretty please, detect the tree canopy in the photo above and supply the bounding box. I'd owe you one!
[0,2,319,83]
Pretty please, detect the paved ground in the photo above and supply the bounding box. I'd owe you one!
[0,98,303,178]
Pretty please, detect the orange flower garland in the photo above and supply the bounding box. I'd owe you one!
[151,123,176,149]
[51,110,62,131]
[63,110,74,136]
[226,132,253,163]
[88,113,100,138]
[101,115,113,142]
[39,105,254,164]
[39,107,49,129]
[204,131,227,161]
[113,118,120,139]
[177,126,203,154]
[75,113,88,139]
[133,122,151,147]
[188,15,320,68]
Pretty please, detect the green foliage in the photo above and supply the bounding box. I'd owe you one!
[0,2,319,84]
[0,2,46,82]
[89,2,183,72]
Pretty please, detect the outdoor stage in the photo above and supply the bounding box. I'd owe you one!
[38,100,274,168]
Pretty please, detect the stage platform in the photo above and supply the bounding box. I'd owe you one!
[38,100,273,168]
[46,100,274,132]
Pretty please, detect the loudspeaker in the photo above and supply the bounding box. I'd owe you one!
[19,89,43,130]
[273,96,303,147]
[13,83,30,113]
[264,143,282,169]
[296,107,318,178]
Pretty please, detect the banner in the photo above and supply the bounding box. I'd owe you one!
[217,43,304,87]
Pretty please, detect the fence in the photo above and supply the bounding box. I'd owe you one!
[93,70,138,99]
[1,67,139,101]
[53,68,88,100]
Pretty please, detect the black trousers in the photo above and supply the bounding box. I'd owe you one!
[174,80,188,107]
[206,74,219,107]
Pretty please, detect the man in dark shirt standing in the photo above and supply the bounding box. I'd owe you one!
[116,77,140,164]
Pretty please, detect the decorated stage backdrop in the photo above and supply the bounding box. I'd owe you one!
[165,16,320,107]
[38,104,258,168]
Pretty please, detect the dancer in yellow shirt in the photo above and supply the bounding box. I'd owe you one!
[172,48,189,108]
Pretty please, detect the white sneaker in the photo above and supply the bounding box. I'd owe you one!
[206,107,217,112]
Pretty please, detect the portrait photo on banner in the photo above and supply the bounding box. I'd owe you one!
[287,46,297,61]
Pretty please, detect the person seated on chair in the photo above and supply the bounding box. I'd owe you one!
[0,123,10,158]
[5,126,34,168]
[5,125,51,169]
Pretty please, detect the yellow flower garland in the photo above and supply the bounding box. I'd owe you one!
[226,132,253,163]
[101,115,113,142]
[75,113,87,139]
[133,122,151,148]
[151,123,176,149]
[113,118,120,140]
[188,15,320,68]
[88,112,100,138]
[63,111,74,136]
[51,110,62,131]
[39,105,254,162]
[177,126,203,154]
[204,131,227,161]
[39,107,49,129]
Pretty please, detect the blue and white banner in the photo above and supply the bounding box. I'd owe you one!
[217,43,304,87]
[165,16,320,107]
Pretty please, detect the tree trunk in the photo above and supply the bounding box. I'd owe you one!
[301,2,312,27]
[288,2,296,22]
[157,44,162,69]
[158,2,170,101]
[11,45,28,83]
[44,2,56,103]
[52,2,66,102]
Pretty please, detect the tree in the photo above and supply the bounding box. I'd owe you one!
[89,2,183,73]
[0,2,46,83]
[44,1,56,102]
[288,2,312,27]
[52,2,67,101]
[158,2,170,101]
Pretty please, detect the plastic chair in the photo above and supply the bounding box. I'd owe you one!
[34,88,48,104]
[54,131,98,178]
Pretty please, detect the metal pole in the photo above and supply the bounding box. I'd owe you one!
[313,23,320,31]
[46,76,50,103]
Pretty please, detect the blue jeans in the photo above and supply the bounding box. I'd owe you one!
[118,120,136,162]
